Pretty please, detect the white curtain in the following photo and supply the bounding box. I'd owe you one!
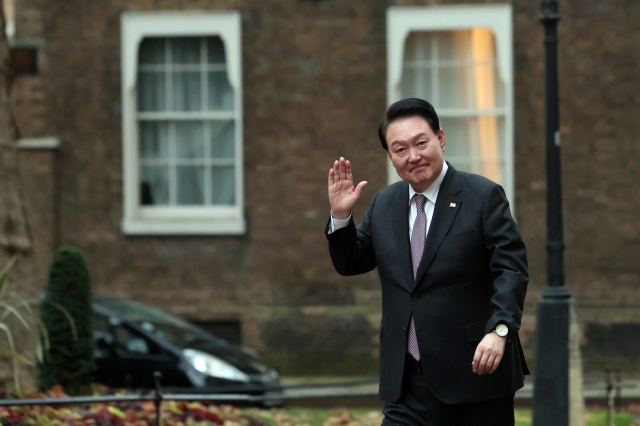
[401,29,504,184]
[137,36,236,206]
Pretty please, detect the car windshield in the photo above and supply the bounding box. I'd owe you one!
[94,296,223,347]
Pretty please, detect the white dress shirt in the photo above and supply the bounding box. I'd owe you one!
[329,162,449,240]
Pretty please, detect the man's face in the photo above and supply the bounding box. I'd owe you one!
[386,115,446,193]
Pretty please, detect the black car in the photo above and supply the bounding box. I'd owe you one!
[92,296,281,403]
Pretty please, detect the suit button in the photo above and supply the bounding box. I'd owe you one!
[411,294,417,301]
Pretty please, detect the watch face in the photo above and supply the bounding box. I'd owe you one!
[496,324,508,337]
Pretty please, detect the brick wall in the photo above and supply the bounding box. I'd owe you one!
[11,0,640,376]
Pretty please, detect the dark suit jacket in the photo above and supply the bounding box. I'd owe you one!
[326,163,529,405]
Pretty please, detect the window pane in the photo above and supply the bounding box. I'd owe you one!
[211,166,235,205]
[175,121,204,159]
[138,71,166,112]
[404,32,432,61]
[444,159,475,174]
[438,30,472,60]
[473,64,498,110]
[208,71,234,111]
[440,116,476,158]
[172,37,200,64]
[140,166,169,205]
[139,38,165,64]
[210,120,235,158]
[439,115,504,184]
[478,116,504,184]
[177,166,204,205]
[207,37,226,64]
[140,122,169,159]
[438,65,472,108]
[173,72,201,111]
[401,67,432,101]
[471,29,502,109]
[494,66,506,109]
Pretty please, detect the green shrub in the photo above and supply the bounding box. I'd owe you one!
[37,247,96,394]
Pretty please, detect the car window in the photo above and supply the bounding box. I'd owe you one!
[94,296,224,347]
[114,325,159,355]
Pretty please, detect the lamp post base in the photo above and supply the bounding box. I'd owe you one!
[532,287,583,426]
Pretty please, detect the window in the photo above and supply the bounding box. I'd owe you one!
[121,11,244,235]
[113,325,154,355]
[387,5,515,206]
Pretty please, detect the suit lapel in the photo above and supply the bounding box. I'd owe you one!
[413,165,462,288]
[392,185,414,291]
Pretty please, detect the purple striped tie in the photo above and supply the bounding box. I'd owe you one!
[408,194,426,361]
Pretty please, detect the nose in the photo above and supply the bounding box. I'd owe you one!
[408,147,421,162]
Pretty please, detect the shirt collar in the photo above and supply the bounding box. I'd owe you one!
[408,161,449,205]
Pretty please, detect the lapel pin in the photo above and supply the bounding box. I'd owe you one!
[450,203,457,208]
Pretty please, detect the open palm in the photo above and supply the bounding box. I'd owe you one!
[328,157,368,220]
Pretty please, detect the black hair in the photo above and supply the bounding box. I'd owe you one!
[378,98,440,151]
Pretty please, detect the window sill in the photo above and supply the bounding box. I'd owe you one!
[121,216,246,236]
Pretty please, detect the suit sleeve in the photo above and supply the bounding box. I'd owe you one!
[325,192,379,276]
[482,184,529,339]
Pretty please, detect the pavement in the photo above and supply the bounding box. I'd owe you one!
[279,376,640,408]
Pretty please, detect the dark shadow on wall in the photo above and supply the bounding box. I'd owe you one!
[260,312,379,376]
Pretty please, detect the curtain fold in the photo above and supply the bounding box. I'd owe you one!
[472,28,500,184]
[400,29,504,185]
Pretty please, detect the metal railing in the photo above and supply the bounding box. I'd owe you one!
[602,365,636,426]
[1,369,638,425]
[0,372,380,425]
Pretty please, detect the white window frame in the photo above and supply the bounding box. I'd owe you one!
[120,11,245,235]
[386,4,515,207]
[3,0,15,40]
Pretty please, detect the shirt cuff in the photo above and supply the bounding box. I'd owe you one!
[328,213,351,234]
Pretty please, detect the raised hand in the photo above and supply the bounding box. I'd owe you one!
[328,157,368,220]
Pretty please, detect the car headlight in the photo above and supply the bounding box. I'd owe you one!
[183,349,250,383]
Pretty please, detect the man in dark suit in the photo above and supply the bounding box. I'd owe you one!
[325,98,529,425]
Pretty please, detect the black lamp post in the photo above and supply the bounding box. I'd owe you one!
[532,0,575,425]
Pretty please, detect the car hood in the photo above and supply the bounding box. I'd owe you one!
[184,340,272,376]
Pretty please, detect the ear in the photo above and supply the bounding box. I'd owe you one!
[438,129,446,152]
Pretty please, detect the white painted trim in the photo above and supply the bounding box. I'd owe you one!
[17,137,60,150]
[122,216,246,235]
[120,11,242,92]
[387,4,512,97]
[5,21,15,40]
[386,4,515,210]
[120,11,244,236]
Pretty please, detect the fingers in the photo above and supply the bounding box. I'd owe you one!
[328,159,342,189]
[345,158,353,183]
[329,157,353,185]
[338,157,348,182]
[480,352,494,375]
[488,353,503,374]
[472,334,506,375]
[472,348,491,375]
